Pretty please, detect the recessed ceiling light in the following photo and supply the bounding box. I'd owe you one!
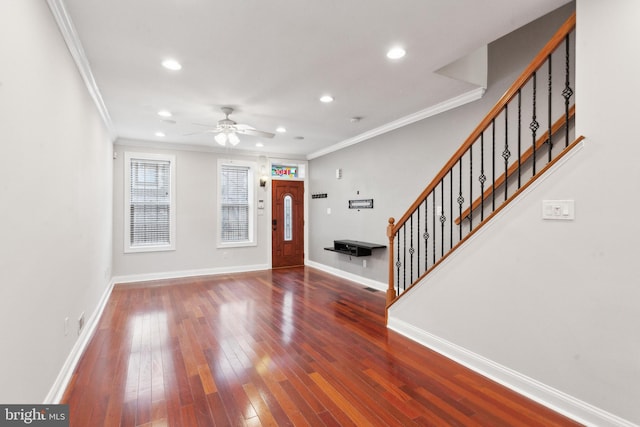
[276,126,287,133]
[256,142,264,147]
[155,131,165,137]
[386,47,406,60]
[320,95,334,103]
[157,110,172,117]
[161,59,182,71]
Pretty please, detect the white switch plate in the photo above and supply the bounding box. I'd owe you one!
[542,200,575,220]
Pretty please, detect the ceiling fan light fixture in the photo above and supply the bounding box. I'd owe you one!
[215,133,227,146]
[228,132,240,146]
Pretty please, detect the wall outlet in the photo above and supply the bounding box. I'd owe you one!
[64,317,69,336]
[363,259,367,268]
[78,312,85,335]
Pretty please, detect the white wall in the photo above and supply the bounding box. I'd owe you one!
[388,0,640,425]
[308,5,574,286]
[0,2,113,403]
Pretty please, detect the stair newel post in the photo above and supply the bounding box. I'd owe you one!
[386,217,397,307]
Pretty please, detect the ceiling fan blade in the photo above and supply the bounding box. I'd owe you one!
[192,122,218,128]
[236,128,275,138]
[183,129,218,136]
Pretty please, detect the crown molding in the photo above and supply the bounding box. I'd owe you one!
[306,86,486,160]
[47,0,117,141]
[114,137,308,161]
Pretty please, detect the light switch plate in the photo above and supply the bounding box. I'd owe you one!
[542,200,575,220]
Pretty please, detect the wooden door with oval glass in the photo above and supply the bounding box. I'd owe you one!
[272,180,304,268]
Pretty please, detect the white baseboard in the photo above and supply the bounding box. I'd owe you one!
[387,317,638,427]
[44,278,115,404]
[305,260,387,292]
[112,263,270,285]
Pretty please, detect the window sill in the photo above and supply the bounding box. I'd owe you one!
[217,240,257,249]
[125,244,176,254]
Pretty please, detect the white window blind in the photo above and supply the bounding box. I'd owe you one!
[221,165,250,242]
[125,153,175,252]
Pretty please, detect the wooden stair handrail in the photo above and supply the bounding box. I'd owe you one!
[454,105,575,225]
[391,12,576,236]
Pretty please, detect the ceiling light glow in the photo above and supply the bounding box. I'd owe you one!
[157,110,172,117]
[320,95,334,103]
[161,59,182,71]
[276,126,287,133]
[228,133,240,146]
[215,133,227,146]
[256,142,264,148]
[155,131,165,137]
[386,47,406,60]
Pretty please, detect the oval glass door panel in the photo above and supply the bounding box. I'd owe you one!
[284,195,292,241]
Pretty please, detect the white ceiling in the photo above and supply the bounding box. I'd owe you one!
[57,0,571,159]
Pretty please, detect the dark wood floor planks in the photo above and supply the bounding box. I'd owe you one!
[62,266,581,426]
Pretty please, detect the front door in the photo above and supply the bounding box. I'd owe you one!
[272,180,304,268]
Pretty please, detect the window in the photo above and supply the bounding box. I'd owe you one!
[219,161,255,247]
[284,195,292,241]
[124,152,176,252]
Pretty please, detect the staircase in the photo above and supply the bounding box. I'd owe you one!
[385,13,580,314]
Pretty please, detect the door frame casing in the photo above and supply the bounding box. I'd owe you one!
[263,158,308,269]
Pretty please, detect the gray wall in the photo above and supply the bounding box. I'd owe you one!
[0,2,113,403]
[112,143,272,279]
[308,4,575,286]
[389,0,640,424]
[112,142,308,280]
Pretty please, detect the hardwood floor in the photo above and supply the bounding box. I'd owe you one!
[63,267,581,426]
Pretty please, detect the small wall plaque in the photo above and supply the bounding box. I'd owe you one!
[349,199,374,209]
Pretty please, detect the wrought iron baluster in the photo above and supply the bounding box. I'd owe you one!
[547,55,553,162]
[424,197,429,272]
[402,224,406,292]
[458,158,463,240]
[469,145,473,232]
[517,90,522,188]
[432,190,436,266]
[563,33,573,148]
[492,119,496,211]
[503,105,510,201]
[417,202,420,277]
[531,71,539,175]
[395,230,401,295]
[440,182,445,258]
[479,133,486,221]
[409,215,414,283]
[449,170,453,249]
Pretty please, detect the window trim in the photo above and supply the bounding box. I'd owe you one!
[124,152,176,253]
[217,159,257,248]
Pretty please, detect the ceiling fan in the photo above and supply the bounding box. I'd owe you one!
[191,107,275,146]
